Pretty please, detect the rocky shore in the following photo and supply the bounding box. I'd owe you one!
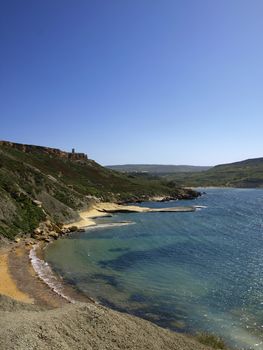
[23,202,197,243]
[0,200,224,350]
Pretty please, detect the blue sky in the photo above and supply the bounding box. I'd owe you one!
[1,0,263,165]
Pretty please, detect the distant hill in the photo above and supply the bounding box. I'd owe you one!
[106,164,211,174]
[0,141,199,239]
[164,157,263,188]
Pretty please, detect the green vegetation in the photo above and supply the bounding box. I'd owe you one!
[196,332,227,349]
[111,158,263,188]
[159,158,263,188]
[108,158,263,188]
[0,142,199,239]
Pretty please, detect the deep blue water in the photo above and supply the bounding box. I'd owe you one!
[45,189,263,349]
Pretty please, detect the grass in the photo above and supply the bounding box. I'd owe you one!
[163,158,263,188]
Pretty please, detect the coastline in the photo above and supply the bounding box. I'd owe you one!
[0,203,140,306]
[0,201,197,306]
[0,201,219,350]
[0,245,33,304]
[64,201,197,230]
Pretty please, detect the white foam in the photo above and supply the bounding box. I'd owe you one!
[29,222,134,304]
[29,244,75,303]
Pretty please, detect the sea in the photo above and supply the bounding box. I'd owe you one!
[43,188,263,349]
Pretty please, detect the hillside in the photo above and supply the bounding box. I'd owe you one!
[0,141,199,239]
[107,164,211,174]
[164,157,263,188]
[0,295,214,350]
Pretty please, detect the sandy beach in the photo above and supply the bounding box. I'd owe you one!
[0,241,214,350]
[63,202,148,230]
[0,247,33,304]
[64,202,196,230]
[0,202,139,305]
[0,203,216,350]
[0,201,197,305]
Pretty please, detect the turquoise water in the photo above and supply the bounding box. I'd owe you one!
[45,189,263,349]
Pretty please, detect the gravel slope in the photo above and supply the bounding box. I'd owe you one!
[0,295,213,350]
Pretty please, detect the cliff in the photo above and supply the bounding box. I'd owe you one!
[0,141,88,161]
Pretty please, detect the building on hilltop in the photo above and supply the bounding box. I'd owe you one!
[68,147,88,160]
[0,141,88,161]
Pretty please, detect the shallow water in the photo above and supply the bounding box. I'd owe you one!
[45,189,263,349]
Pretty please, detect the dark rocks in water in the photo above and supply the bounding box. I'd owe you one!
[68,226,78,232]
[92,273,121,289]
[90,214,113,219]
[109,247,130,253]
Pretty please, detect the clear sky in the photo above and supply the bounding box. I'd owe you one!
[1,0,263,166]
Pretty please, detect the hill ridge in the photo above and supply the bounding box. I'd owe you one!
[0,141,199,239]
[107,164,211,173]
[163,157,263,188]
[0,140,88,161]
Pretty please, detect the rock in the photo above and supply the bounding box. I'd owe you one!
[45,220,52,228]
[14,238,21,243]
[48,231,59,239]
[32,200,42,207]
[33,228,42,235]
[62,228,70,234]
[68,226,78,232]
[53,225,63,234]
[56,222,64,229]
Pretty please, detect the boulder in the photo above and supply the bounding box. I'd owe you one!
[48,231,59,239]
[53,224,63,234]
[45,220,52,228]
[33,228,42,235]
[68,226,78,232]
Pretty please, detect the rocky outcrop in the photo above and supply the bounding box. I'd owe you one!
[31,220,83,242]
[0,141,88,161]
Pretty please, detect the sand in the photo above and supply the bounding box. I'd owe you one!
[0,204,216,350]
[0,248,33,304]
[65,202,195,230]
[63,204,116,229]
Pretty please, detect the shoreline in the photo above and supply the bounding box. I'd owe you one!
[0,245,34,304]
[0,203,131,306]
[65,201,197,230]
[0,201,219,350]
[0,201,198,306]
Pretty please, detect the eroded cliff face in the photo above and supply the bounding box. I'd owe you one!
[0,141,88,161]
